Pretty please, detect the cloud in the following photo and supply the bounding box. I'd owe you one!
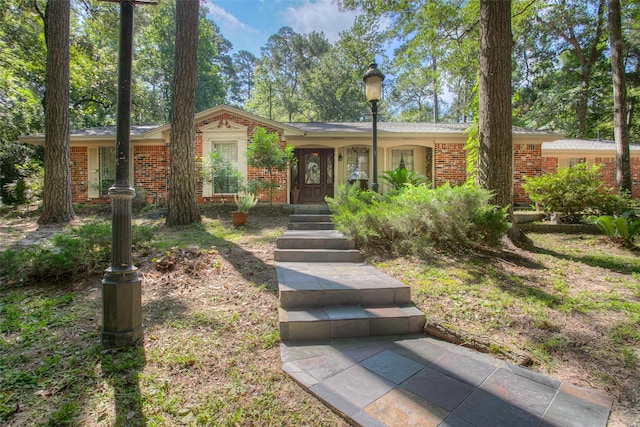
[205,1,256,35]
[281,0,358,42]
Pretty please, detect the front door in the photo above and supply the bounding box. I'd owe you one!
[294,149,334,203]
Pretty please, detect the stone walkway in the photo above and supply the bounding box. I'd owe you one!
[277,207,613,426]
[281,334,614,427]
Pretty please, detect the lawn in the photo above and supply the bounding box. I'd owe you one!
[0,205,638,426]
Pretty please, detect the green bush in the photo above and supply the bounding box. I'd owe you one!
[522,163,631,223]
[0,222,155,284]
[326,183,509,256]
[590,212,640,247]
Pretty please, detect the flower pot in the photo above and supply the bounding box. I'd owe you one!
[232,211,248,227]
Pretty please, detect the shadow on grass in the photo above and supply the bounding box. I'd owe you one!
[100,346,147,426]
[528,241,640,275]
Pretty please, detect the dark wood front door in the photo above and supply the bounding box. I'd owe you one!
[294,149,334,203]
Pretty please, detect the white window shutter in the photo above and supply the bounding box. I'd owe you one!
[88,147,99,199]
[202,140,212,197]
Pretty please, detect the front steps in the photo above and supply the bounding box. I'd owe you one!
[276,205,426,342]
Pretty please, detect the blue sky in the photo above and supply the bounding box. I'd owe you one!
[204,0,360,56]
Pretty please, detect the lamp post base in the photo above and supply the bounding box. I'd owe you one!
[102,267,143,348]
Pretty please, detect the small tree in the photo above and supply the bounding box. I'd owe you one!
[200,151,243,194]
[247,127,296,204]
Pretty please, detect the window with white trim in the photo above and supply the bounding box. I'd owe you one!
[212,142,240,194]
[392,149,414,171]
[346,147,369,182]
[100,146,115,196]
[202,136,248,197]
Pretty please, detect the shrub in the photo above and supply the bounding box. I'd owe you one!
[326,183,509,256]
[590,212,640,248]
[0,222,155,284]
[522,163,631,223]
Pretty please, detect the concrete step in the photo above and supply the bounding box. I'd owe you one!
[287,222,334,230]
[283,204,331,215]
[277,262,410,308]
[276,230,355,250]
[279,305,426,341]
[274,248,363,263]
[288,214,333,223]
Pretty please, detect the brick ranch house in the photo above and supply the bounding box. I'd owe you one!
[20,105,640,205]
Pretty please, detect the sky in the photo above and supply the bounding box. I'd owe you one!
[204,0,360,56]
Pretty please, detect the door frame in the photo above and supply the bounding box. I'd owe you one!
[292,148,334,204]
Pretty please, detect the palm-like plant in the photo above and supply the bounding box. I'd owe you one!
[381,167,428,190]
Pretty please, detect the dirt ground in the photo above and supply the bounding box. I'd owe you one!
[1,206,639,426]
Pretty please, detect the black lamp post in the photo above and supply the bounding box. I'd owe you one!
[363,62,384,192]
[101,0,155,348]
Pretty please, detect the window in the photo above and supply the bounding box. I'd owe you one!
[568,158,586,168]
[100,146,115,196]
[346,147,369,182]
[392,149,414,171]
[213,142,239,194]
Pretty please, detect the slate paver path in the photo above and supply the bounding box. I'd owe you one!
[281,335,614,427]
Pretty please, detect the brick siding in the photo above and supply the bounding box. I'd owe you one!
[134,145,169,204]
[194,113,287,204]
[70,146,88,203]
[434,143,467,186]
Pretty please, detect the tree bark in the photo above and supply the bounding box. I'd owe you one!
[477,0,513,210]
[166,0,201,226]
[39,0,75,224]
[608,0,632,193]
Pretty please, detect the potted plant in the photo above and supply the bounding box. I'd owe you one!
[232,192,258,226]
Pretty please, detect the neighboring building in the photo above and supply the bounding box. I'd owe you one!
[19,105,640,205]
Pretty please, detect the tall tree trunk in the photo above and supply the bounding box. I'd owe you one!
[166,0,201,226]
[477,0,513,210]
[432,53,439,123]
[608,0,632,192]
[478,0,529,245]
[39,0,75,224]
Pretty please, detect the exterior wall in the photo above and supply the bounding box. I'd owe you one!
[134,145,169,204]
[540,155,640,199]
[541,156,558,174]
[70,146,88,203]
[194,112,288,204]
[513,144,542,203]
[434,143,466,186]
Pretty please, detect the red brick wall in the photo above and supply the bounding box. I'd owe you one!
[633,158,640,198]
[70,146,88,203]
[541,157,558,174]
[134,145,169,204]
[514,144,542,203]
[539,155,639,198]
[194,113,287,204]
[434,143,467,186]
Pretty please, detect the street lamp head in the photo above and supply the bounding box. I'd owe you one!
[363,62,385,103]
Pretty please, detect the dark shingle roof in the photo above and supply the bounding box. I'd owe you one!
[70,125,161,137]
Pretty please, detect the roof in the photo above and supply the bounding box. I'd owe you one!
[286,122,559,136]
[542,139,640,151]
[71,125,161,137]
[285,122,469,134]
[21,125,161,140]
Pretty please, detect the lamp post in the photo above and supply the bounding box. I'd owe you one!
[101,0,155,348]
[363,62,384,192]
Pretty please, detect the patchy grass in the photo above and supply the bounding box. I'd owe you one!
[370,233,640,426]
[1,206,639,426]
[0,206,348,426]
